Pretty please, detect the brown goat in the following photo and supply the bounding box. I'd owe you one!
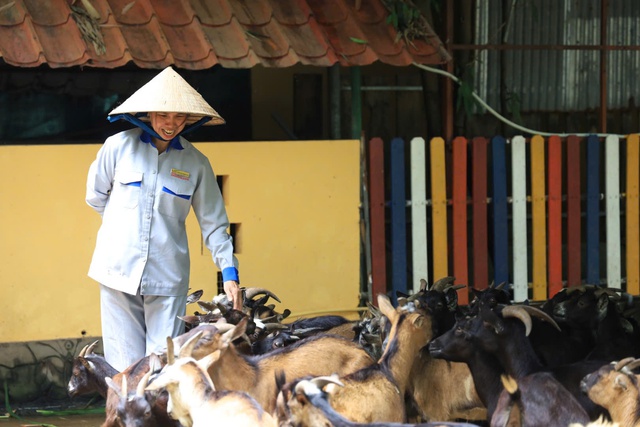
[323,294,432,423]
[276,374,482,427]
[581,358,640,427]
[408,347,486,422]
[145,332,277,427]
[102,353,176,427]
[175,318,374,414]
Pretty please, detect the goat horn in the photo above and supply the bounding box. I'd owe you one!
[502,305,560,336]
[623,359,640,372]
[85,340,99,356]
[594,287,622,300]
[78,344,89,358]
[244,288,281,303]
[518,304,561,332]
[495,282,507,290]
[310,375,344,390]
[291,327,323,336]
[197,301,216,313]
[614,357,636,371]
[137,369,152,397]
[214,302,228,314]
[264,323,288,332]
[500,306,534,336]
[432,276,456,292]
[186,289,204,304]
[420,279,428,292]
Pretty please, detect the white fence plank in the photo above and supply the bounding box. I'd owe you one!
[511,136,528,301]
[411,137,428,294]
[606,135,621,289]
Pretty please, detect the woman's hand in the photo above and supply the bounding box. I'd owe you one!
[223,280,243,311]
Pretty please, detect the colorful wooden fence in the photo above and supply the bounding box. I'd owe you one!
[368,134,640,305]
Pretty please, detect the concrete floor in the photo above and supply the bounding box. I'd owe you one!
[1,413,104,427]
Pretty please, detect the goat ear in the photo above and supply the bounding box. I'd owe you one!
[178,330,204,358]
[166,336,175,365]
[106,376,123,398]
[145,372,173,392]
[412,314,425,328]
[198,350,221,370]
[377,294,397,321]
[615,374,629,391]
[223,317,248,345]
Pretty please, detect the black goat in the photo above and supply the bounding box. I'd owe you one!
[429,302,599,423]
[68,341,119,399]
[252,315,353,355]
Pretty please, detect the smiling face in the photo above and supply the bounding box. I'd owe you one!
[149,112,188,141]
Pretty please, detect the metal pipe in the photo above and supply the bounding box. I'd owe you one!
[444,0,454,141]
[350,66,362,139]
[329,64,341,139]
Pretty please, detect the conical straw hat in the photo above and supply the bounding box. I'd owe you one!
[109,67,224,126]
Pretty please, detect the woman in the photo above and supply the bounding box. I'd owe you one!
[85,67,241,371]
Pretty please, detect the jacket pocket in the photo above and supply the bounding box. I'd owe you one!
[157,178,194,220]
[112,170,143,209]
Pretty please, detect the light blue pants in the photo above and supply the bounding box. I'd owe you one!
[99,284,187,372]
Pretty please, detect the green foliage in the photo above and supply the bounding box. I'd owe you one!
[456,67,479,116]
[349,37,368,44]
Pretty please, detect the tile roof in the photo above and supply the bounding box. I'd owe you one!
[0,0,450,69]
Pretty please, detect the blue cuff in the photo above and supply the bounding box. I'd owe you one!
[222,267,239,282]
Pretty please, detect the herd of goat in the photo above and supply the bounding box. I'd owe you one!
[66,279,640,427]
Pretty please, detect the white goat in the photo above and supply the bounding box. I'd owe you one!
[146,331,277,427]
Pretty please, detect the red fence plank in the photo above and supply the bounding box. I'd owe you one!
[452,137,469,304]
[547,135,563,297]
[368,138,386,301]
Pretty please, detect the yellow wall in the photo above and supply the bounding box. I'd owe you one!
[0,140,360,343]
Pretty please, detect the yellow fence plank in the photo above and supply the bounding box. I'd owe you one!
[430,137,448,280]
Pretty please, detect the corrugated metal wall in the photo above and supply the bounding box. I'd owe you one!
[473,0,640,112]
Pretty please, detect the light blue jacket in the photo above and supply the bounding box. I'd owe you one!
[86,128,238,296]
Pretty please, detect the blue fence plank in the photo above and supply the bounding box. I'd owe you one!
[492,136,510,288]
[390,137,407,303]
[586,134,601,285]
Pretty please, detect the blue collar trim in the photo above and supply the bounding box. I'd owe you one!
[107,113,213,140]
[140,131,183,151]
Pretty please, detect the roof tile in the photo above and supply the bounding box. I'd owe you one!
[228,0,272,26]
[150,0,195,26]
[0,0,450,69]
[0,22,44,67]
[190,0,233,26]
[22,0,69,25]
[34,20,88,67]
[269,0,311,26]
[0,0,27,26]
[107,0,153,25]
